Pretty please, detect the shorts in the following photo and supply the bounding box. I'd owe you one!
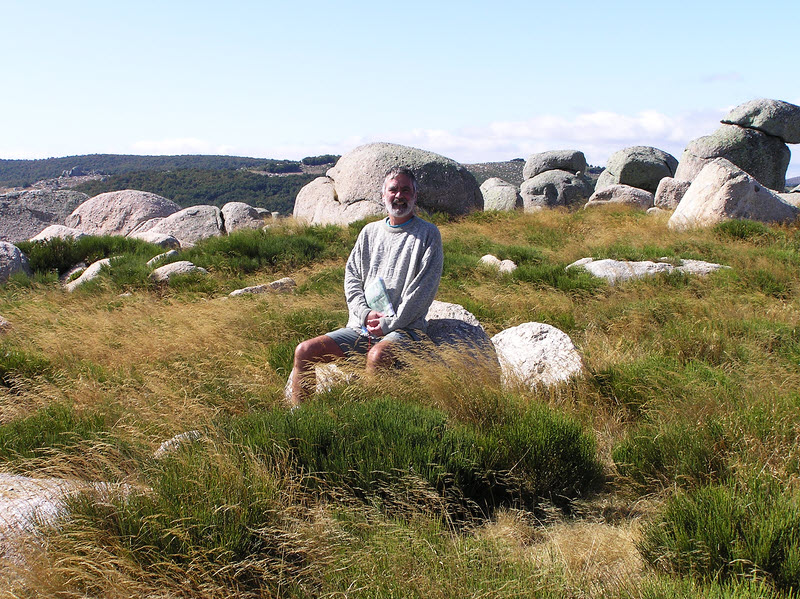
[326,326,426,356]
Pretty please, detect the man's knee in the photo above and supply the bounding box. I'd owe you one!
[367,341,395,369]
[294,335,342,366]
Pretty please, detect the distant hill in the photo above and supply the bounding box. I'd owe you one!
[0,154,305,188]
[787,176,800,189]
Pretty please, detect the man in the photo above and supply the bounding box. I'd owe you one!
[291,166,443,405]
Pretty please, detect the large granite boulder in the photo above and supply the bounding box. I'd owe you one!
[584,184,654,210]
[668,158,799,231]
[293,177,384,225]
[147,205,224,246]
[491,322,584,389]
[66,190,181,237]
[0,242,31,283]
[523,150,586,180]
[654,177,691,210]
[566,257,729,284]
[721,98,800,144]
[150,261,209,282]
[64,258,111,292]
[595,146,678,194]
[221,202,269,233]
[520,170,593,211]
[480,177,521,211]
[0,190,88,243]
[674,124,790,191]
[294,142,482,225]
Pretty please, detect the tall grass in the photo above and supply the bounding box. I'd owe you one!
[2,208,800,597]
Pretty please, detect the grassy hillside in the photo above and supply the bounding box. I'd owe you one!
[1,208,800,597]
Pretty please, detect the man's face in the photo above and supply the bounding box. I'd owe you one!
[382,174,417,221]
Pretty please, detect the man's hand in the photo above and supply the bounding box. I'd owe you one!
[365,310,385,337]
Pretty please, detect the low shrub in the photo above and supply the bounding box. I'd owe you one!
[0,343,52,388]
[16,236,159,277]
[639,475,800,592]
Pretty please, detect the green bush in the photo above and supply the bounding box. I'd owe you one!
[639,476,800,592]
[0,343,53,388]
[613,419,730,491]
[16,236,159,277]
[714,219,774,243]
[227,397,603,519]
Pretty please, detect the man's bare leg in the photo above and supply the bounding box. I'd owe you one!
[365,340,396,376]
[291,334,345,406]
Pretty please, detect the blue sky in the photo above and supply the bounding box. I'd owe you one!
[2,0,799,178]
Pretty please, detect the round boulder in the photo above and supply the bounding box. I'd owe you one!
[293,176,384,225]
[523,150,586,180]
[674,124,790,191]
[654,177,692,210]
[324,142,482,216]
[66,190,181,237]
[721,98,800,144]
[0,242,31,283]
[480,177,521,211]
[491,322,584,389]
[29,224,87,242]
[147,206,224,247]
[221,202,269,233]
[520,170,593,211]
[595,146,678,194]
[585,184,654,210]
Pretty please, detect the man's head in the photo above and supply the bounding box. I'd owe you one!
[381,167,418,224]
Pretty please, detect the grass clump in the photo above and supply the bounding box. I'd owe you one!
[639,475,800,593]
[227,395,603,520]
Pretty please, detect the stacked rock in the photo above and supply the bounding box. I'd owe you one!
[519,150,592,211]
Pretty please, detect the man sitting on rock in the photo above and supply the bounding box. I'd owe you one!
[291,167,443,406]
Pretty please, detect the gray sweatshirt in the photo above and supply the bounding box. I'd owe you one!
[344,216,443,334]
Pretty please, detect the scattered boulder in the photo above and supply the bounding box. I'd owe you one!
[293,176,384,225]
[147,205,224,246]
[221,202,269,233]
[520,170,593,211]
[584,184,654,209]
[229,277,297,296]
[595,146,678,194]
[0,242,31,284]
[491,322,584,389]
[150,261,209,282]
[721,98,800,144]
[480,178,521,211]
[479,254,516,273]
[64,258,111,292]
[294,142,482,225]
[654,177,691,210]
[0,315,11,334]
[523,150,586,180]
[146,250,180,268]
[567,257,729,284]
[29,224,87,242]
[779,192,800,208]
[283,363,356,402]
[65,190,180,237]
[675,123,790,191]
[668,158,799,230]
[0,190,88,243]
[128,230,181,249]
[153,430,202,459]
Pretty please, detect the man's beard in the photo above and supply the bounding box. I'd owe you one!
[387,200,414,219]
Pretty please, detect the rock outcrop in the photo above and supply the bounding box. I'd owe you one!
[150,261,209,282]
[221,201,270,233]
[668,158,798,230]
[654,177,691,210]
[66,190,181,237]
[0,190,89,243]
[675,98,800,191]
[595,146,678,194]
[567,257,729,284]
[293,143,482,225]
[29,225,87,242]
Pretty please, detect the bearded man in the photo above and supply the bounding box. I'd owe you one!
[290,166,443,405]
